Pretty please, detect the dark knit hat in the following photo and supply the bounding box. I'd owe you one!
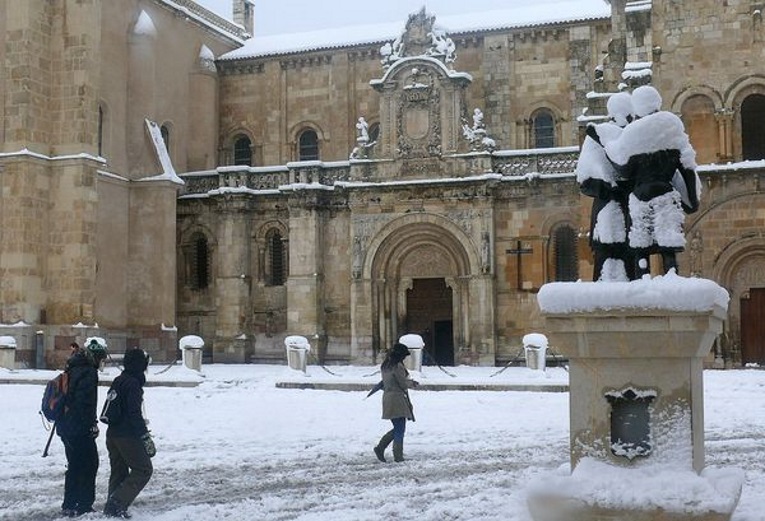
[390,342,411,360]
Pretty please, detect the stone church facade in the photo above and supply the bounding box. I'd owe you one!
[2,0,765,368]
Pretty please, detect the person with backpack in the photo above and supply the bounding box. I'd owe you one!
[373,342,419,463]
[103,348,155,519]
[57,340,107,517]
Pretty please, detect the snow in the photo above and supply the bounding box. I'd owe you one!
[399,334,425,349]
[1,363,763,520]
[604,111,697,168]
[219,1,610,60]
[178,335,204,350]
[0,336,17,348]
[133,10,157,38]
[538,271,729,314]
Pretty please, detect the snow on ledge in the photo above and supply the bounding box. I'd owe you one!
[530,458,744,515]
[538,271,729,314]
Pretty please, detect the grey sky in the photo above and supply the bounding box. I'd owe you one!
[196,0,586,36]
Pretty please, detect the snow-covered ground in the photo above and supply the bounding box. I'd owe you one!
[1,364,763,521]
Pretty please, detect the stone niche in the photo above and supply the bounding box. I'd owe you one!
[528,276,744,521]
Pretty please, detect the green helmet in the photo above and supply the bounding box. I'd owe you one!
[86,339,107,361]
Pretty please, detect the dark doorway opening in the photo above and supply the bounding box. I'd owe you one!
[405,278,454,366]
[741,288,765,364]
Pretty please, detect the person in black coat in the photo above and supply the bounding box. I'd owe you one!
[577,91,636,281]
[57,340,107,517]
[103,348,155,519]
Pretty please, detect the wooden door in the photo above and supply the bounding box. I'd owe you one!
[741,288,765,364]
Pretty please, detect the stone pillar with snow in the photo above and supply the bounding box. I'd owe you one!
[528,275,743,521]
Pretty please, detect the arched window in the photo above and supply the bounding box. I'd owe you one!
[368,122,381,143]
[266,229,287,286]
[532,109,555,149]
[681,95,718,164]
[298,129,319,161]
[741,94,765,160]
[189,233,210,290]
[233,135,253,166]
[552,225,578,281]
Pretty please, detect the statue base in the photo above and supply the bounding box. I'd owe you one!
[530,275,743,521]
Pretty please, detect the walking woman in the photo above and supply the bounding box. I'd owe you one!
[374,342,419,462]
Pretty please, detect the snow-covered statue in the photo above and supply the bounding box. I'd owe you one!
[461,108,496,152]
[350,116,375,160]
[426,26,456,65]
[577,92,635,282]
[604,85,701,278]
[380,34,404,69]
[379,8,456,69]
[356,117,370,144]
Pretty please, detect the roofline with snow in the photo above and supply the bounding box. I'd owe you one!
[217,13,611,62]
[153,0,247,46]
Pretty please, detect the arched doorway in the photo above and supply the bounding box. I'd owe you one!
[405,278,454,365]
[364,215,490,365]
[714,239,765,366]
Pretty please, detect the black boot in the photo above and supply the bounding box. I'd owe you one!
[393,440,405,462]
[374,429,394,462]
[103,497,131,519]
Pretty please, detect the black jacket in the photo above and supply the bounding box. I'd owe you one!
[57,351,98,439]
[106,351,149,439]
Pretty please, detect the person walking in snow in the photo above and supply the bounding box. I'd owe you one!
[103,348,155,519]
[373,342,419,463]
[57,340,107,517]
[577,91,636,281]
[604,85,700,278]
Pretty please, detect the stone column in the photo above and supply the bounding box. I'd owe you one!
[286,194,324,355]
[213,196,252,362]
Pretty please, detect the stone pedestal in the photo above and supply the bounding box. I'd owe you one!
[528,277,743,521]
[0,336,16,369]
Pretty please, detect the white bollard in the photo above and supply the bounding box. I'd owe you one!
[398,334,424,373]
[179,335,205,371]
[523,332,548,371]
[0,335,17,369]
[284,335,310,374]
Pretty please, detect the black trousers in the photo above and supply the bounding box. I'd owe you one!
[61,435,99,512]
[106,435,153,508]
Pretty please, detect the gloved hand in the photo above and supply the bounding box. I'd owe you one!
[141,433,156,458]
[90,424,99,439]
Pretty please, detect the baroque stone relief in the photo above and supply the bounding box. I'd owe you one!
[396,71,442,159]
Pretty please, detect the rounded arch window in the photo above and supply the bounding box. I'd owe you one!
[265,228,288,286]
[552,224,578,281]
[532,109,556,149]
[368,122,381,143]
[233,135,253,166]
[187,232,211,290]
[741,93,765,160]
[298,129,319,161]
[681,95,717,164]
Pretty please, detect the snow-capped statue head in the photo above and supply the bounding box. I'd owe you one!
[606,92,634,128]
[632,85,662,119]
